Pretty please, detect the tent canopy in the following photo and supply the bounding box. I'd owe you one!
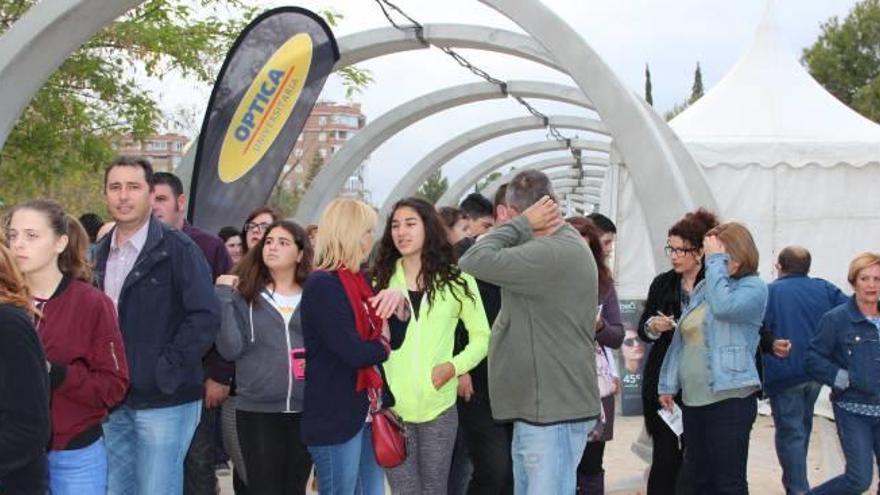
[669,0,880,169]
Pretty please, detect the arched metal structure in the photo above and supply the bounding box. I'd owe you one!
[482,160,605,199]
[479,0,717,262]
[437,139,609,206]
[380,114,607,215]
[0,6,719,266]
[298,80,598,223]
[0,0,144,146]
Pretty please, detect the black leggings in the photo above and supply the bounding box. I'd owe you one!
[235,410,313,495]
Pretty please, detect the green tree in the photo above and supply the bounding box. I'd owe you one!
[304,153,325,191]
[665,61,704,120]
[475,171,502,193]
[645,63,654,106]
[803,0,880,123]
[416,170,448,205]
[0,2,371,215]
[690,62,704,103]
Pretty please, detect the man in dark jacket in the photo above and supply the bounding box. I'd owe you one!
[763,246,847,495]
[95,156,221,494]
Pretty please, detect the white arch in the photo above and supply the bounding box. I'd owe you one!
[438,139,609,206]
[380,114,606,217]
[298,80,598,223]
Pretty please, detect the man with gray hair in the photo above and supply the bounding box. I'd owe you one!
[459,169,600,494]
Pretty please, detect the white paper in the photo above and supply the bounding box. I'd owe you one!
[658,404,683,437]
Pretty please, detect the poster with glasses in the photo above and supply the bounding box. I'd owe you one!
[618,299,649,416]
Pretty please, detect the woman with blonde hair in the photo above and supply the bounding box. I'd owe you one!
[806,252,880,494]
[301,198,409,494]
[0,242,52,493]
[658,221,768,494]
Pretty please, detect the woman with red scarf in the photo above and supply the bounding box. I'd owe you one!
[301,198,408,494]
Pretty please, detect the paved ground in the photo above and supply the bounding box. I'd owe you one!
[219,410,876,494]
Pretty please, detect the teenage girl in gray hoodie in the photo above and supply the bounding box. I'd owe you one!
[216,220,313,495]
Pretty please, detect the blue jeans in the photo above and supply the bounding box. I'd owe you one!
[308,423,385,495]
[809,404,880,495]
[511,419,594,495]
[48,438,107,495]
[770,381,822,494]
[105,400,202,495]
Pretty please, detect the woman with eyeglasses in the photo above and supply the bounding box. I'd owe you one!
[657,222,767,494]
[637,208,718,495]
[242,206,281,253]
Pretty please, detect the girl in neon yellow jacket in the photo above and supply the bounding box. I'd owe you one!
[371,198,490,493]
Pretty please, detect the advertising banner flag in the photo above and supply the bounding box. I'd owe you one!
[188,7,339,232]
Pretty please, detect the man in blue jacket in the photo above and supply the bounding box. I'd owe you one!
[94,156,221,494]
[763,246,847,495]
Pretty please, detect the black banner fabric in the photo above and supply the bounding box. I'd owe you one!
[188,7,339,232]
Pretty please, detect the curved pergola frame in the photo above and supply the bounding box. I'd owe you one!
[437,138,609,206]
[0,4,718,267]
[482,159,605,199]
[299,80,599,223]
[380,114,607,216]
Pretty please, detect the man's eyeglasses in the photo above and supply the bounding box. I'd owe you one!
[623,337,640,346]
[664,245,698,257]
[244,222,271,234]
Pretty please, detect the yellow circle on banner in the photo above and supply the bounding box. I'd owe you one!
[218,33,314,183]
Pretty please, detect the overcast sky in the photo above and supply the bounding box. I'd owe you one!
[149,0,862,204]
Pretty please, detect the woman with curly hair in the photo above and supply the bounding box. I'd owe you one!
[638,208,718,494]
[372,197,491,494]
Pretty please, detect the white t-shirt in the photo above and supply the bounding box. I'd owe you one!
[261,290,301,326]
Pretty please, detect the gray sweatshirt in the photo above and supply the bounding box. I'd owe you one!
[216,285,304,413]
[458,215,600,424]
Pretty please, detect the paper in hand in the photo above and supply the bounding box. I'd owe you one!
[658,403,683,437]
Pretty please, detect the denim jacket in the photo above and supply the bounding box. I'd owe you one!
[658,253,768,396]
[806,297,880,405]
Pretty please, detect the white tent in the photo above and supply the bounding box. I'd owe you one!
[614,0,880,299]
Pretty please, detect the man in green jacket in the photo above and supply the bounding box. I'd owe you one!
[458,169,600,495]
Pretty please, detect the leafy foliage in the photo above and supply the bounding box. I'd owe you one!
[416,170,448,205]
[0,2,372,215]
[803,0,880,123]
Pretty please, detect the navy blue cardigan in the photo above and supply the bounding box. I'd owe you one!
[300,271,406,446]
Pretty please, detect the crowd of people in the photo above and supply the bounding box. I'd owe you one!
[0,156,878,495]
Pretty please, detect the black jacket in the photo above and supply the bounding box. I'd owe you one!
[0,304,50,493]
[94,216,221,409]
[637,268,703,435]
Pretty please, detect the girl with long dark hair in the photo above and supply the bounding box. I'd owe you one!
[6,200,129,494]
[216,220,314,494]
[372,197,490,494]
[566,216,624,495]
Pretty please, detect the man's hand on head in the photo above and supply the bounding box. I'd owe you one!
[522,196,561,233]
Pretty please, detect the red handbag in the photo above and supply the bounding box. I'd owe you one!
[372,408,407,468]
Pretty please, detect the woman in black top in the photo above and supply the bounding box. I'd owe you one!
[0,242,51,494]
[638,209,717,495]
